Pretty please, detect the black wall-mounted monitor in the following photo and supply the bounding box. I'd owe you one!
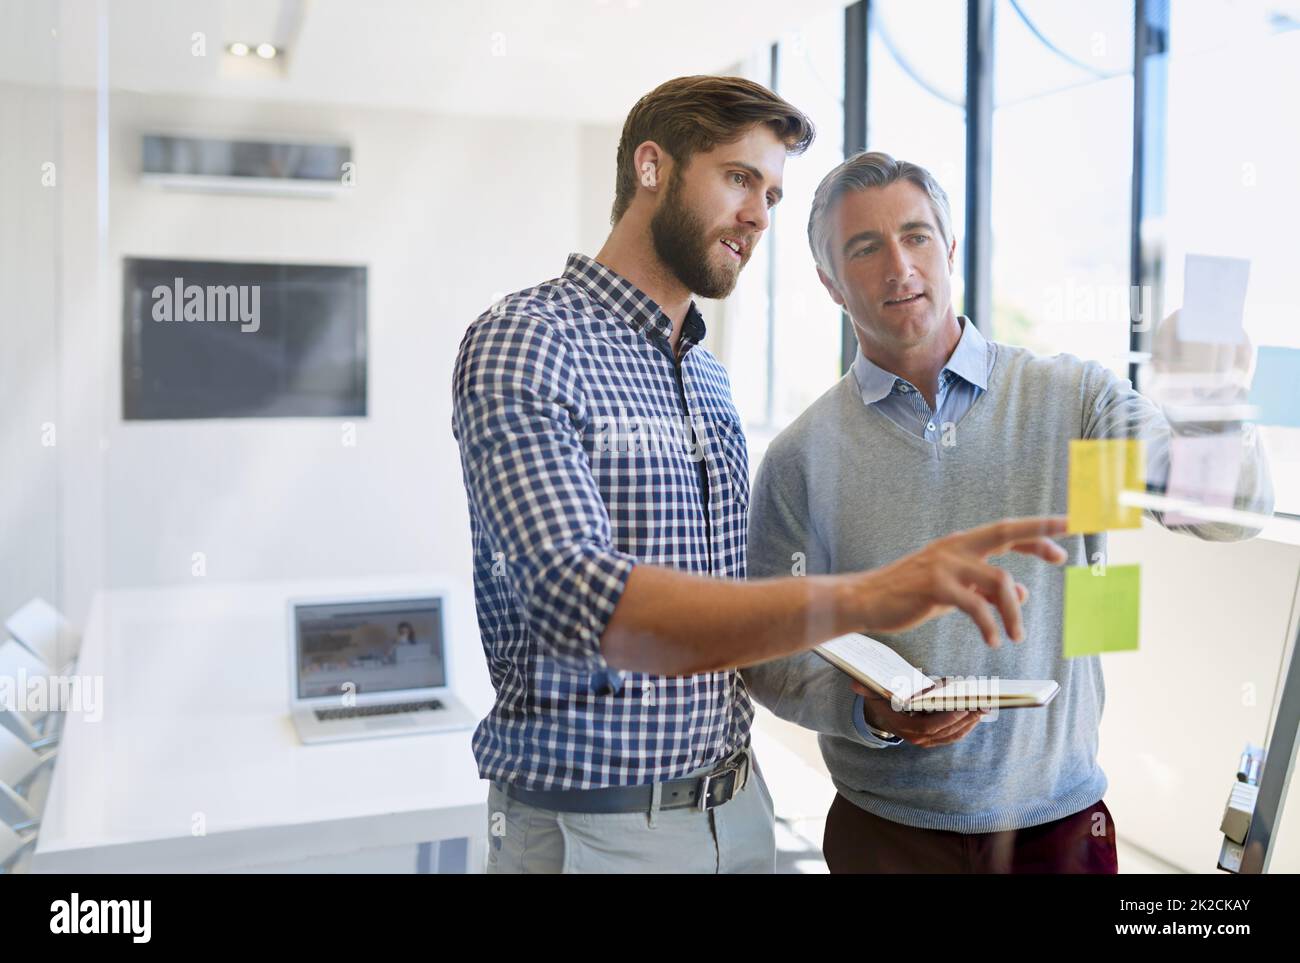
[122,257,367,420]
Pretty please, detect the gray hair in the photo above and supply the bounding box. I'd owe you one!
[807,151,954,275]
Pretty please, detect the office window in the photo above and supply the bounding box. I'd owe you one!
[769,9,846,429]
[989,0,1134,373]
[743,0,1296,518]
[727,12,846,438]
[719,47,778,433]
[866,0,968,317]
[1162,1,1300,514]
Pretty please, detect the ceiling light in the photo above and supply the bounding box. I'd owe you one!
[228,41,249,56]
[255,42,277,59]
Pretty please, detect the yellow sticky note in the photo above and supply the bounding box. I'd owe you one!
[1063,564,1140,657]
[1068,439,1145,534]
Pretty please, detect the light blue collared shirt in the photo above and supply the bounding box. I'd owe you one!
[849,315,993,442]
[848,315,993,743]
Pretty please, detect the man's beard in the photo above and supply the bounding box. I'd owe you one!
[650,174,749,299]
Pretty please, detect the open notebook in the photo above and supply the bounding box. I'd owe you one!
[815,632,1060,711]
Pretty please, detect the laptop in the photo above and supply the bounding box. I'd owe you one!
[287,591,476,744]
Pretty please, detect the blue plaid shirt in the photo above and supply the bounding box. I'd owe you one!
[451,253,754,790]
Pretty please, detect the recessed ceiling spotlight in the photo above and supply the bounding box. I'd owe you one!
[255,42,278,59]
[228,41,249,57]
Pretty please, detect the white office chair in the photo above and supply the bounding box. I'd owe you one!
[0,707,57,750]
[0,725,55,850]
[0,819,37,873]
[0,637,58,738]
[0,726,56,873]
[5,597,79,671]
[0,708,39,743]
[0,725,56,801]
[0,781,40,834]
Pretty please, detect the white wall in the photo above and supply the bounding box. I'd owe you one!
[33,87,620,624]
[0,79,64,634]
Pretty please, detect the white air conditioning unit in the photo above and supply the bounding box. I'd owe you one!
[140,132,353,198]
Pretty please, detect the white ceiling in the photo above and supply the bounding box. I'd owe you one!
[2,0,853,123]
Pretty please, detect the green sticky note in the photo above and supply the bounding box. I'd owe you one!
[1063,564,1140,657]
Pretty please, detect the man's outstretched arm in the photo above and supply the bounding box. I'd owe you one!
[454,308,1067,680]
[601,516,1069,675]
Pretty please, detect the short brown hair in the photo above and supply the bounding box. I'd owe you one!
[611,75,815,224]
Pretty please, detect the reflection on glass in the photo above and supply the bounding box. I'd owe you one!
[1162,1,1300,513]
[990,0,1133,372]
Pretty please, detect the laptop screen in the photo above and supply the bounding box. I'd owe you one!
[294,597,446,700]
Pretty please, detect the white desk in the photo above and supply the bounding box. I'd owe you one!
[31,574,493,873]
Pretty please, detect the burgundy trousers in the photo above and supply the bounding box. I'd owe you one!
[822,794,1118,874]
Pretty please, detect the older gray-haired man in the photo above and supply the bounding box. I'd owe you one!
[740,151,1274,873]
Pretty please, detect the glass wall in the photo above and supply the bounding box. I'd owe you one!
[990,0,1134,372]
[739,0,1298,517]
[1162,0,1300,513]
[0,1,68,632]
[728,8,846,438]
[769,7,846,428]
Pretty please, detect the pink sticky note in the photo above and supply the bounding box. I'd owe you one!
[1166,434,1242,525]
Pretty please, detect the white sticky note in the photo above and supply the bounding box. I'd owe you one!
[1165,433,1242,525]
[1180,254,1250,344]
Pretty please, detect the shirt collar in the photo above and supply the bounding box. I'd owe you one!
[851,315,989,404]
[944,315,990,390]
[562,252,707,350]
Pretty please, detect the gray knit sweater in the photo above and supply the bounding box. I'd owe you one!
[741,343,1273,833]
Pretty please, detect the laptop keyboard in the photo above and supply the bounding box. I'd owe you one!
[315,699,444,721]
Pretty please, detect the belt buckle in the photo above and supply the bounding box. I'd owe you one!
[696,752,747,812]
